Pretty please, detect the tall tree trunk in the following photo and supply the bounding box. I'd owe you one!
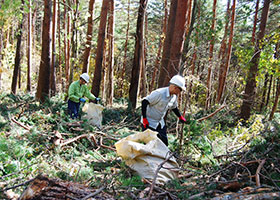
[269,78,280,121]
[128,0,148,109]
[260,72,269,111]
[119,0,130,97]
[140,12,148,98]
[252,0,260,44]
[106,0,114,106]
[266,74,273,106]
[149,0,168,92]
[64,0,71,87]
[27,0,32,92]
[240,0,270,120]
[91,0,109,97]
[82,0,95,73]
[50,0,57,96]
[205,0,217,110]
[216,0,236,103]
[36,0,52,102]
[11,0,24,94]
[57,0,62,91]
[158,0,178,88]
[162,0,188,86]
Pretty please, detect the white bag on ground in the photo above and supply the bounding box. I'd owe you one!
[82,103,104,128]
[115,129,179,184]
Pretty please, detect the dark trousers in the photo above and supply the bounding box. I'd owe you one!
[142,124,168,146]
[68,100,80,119]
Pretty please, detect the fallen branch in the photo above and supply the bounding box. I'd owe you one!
[197,105,225,122]
[11,117,31,131]
[255,159,266,187]
[81,185,106,200]
[147,152,175,200]
[59,134,89,147]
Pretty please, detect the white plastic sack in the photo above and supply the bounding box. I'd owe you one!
[82,103,104,128]
[115,129,179,184]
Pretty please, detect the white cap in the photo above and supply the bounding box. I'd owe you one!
[169,75,186,91]
[80,73,90,83]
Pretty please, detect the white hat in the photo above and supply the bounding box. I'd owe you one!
[80,73,90,83]
[169,75,186,91]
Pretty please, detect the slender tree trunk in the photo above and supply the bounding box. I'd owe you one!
[36,0,52,102]
[252,0,260,44]
[57,0,62,91]
[266,74,273,106]
[11,0,24,94]
[82,0,95,73]
[260,72,269,111]
[50,0,57,96]
[27,0,32,92]
[217,0,236,103]
[205,0,217,110]
[128,0,148,109]
[158,0,178,88]
[119,0,130,97]
[64,0,71,87]
[140,12,148,98]
[240,0,270,120]
[150,0,167,92]
[106,0,114,106]
[269,78,280,121]
[91,0,110,97]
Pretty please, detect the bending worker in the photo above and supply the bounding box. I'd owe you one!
[68,73,100,119]
[141,75,186,146]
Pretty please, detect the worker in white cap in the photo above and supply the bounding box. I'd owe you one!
[68,73,100,119]
[141,75,186,146]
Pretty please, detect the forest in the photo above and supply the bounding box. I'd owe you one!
[0,0,280,199]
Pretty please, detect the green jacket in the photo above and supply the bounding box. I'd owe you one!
[68,80,96,103]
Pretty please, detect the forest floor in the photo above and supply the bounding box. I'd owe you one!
[0,93,280,200]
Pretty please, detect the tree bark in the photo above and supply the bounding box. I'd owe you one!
[50,0,57,96]
[269,78,280,121]
[252,0,260,44]
[82,0,95,73]
[27,0,32,92]
[128,0,148,109]
[11,0,24,94]
[91,0,110,97]
[205,0,217,110]
[36,0,52,102]
[106,0,114,106]
[216,0,236,103]
[158,0,178,88]
[240,0,270,120]
[260,72,269,112]
[162,0,188,86]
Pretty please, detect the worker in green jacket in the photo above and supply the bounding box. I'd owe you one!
[68,73,100,119]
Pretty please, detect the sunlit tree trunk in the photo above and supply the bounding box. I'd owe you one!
[82,0,95,73]
[162,0,188,86]
[140,12,148,98]
[150,0,168,92]
[158,0,178,88]
[57,0,62,91]
[91,0,109,97]
[27,0,32,92]
[11,0,24,94]
[119,0,130,97]
[260,72,269,112]
[128,0,148,109]
[50,0,57,96]
[106,0,114,106]
[240,0,270,120]
[205,0,217,110]
[217,0,236,103]
[36,0,52,102]
[64,0,71,87]
[252,0,260,44]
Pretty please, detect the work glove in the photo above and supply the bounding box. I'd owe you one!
[142,118,149,129]
[79,98,86,103]
[96,97,101,102]
[179,115,186,123]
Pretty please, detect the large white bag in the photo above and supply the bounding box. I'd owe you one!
[115,129,179,184]
[82,103,104,128]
